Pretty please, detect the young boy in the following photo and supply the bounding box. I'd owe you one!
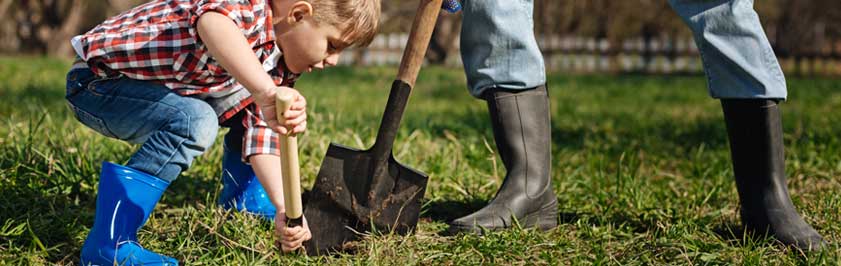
[66,0,379,264]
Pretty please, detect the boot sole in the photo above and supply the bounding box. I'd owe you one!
[447,202,559,235]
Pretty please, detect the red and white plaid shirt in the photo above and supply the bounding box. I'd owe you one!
[71,0,300,160]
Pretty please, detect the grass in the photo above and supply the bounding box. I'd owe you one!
[0,56,839,265]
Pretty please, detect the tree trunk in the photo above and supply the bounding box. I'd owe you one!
[107,0,135,13]
[45,0,86,57]
[0,0,12,19]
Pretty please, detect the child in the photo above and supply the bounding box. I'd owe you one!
[66,0,380,264]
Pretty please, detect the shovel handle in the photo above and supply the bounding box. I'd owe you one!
[367,0,442,205]
[396,0,443,88]
[276,89,303,227]
[372,0,442,156]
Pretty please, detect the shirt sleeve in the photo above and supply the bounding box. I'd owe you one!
[189,0,259,48]
[235,49,299,162]
[240,104,281,161]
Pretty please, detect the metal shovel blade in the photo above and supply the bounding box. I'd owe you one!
[299,0,443,255]
[301,81,429,255]
[302,143,428,255]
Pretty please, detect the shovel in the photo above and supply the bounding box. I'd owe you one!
[275,90,303,228]
[301,0,443,255]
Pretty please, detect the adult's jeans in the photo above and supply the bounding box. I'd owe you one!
[66,68,219,182]
[460,0,546,97]
[670,0,786,99]
[460,0,786,99]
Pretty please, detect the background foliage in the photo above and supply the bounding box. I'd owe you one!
[2,0,840,61]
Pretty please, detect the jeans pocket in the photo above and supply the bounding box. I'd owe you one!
[68,101,118,138]
[65,75,82,98]
[66,68,96,98]
[85,75,124,96]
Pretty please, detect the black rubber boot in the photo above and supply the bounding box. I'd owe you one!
[448,85,558,234]
[722,99,825,251]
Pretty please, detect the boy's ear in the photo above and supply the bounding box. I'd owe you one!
[286,1,314,24]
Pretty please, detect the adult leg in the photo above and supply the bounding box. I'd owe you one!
[669,0,824,250]
[448,0,557,233]
[67,69,219,265]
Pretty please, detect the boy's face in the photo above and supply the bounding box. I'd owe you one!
[273,1,346,74]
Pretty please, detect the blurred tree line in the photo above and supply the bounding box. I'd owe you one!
[0,0,146,56]
[2,0,839,65]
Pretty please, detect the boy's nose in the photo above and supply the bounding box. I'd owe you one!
[325,53,340,66]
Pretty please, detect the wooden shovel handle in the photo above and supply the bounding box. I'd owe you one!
[276,89,303,225]
[367,0,443,205]
[374,0,442,152]
[396,0,443,88]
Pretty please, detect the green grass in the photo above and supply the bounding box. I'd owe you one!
[0,56,839,265]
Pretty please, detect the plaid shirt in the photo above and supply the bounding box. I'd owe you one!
[71,0,299,160]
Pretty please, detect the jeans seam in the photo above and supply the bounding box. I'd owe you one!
[85,75,125,97]
[82,89,183,141]
[66,69,96,98]
[151,113,191,178]
[127,94,198,179]
[67,100,119,139]
[145,99,214,180]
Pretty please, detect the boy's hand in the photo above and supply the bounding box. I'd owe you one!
[276,212,311,253]
[255,86,307,135]
[198,12,306,136]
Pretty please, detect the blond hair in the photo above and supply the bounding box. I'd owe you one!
[308,0,380,48]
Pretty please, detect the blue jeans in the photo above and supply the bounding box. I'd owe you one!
[460,0,787,100]
[670,0,786,99]
[65,68,219,182]
[460,0,546,97]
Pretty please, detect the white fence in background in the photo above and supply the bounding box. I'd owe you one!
[342,33,841,76]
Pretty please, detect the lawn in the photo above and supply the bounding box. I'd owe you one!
[0,56,839,265]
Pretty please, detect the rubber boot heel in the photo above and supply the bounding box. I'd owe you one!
[523,198,558,231]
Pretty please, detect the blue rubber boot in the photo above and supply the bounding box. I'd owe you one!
[80,162,178,266]
[218,146,276,220]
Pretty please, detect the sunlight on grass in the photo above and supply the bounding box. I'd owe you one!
[0,56,839,264]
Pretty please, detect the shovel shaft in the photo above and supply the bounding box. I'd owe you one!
[396,0,443,88]
[303,0,439,254]
[370,80,411,160]
[276,89,303,220]
[369,0,442,205]
[373,0,442,153]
